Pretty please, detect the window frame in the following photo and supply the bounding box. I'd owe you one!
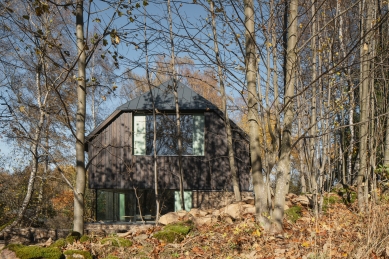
[133,112,205,157]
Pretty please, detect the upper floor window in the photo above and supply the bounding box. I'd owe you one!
[134,114,204,156]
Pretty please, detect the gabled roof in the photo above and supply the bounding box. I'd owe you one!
[117,79,219,111]
[86,80,248,150]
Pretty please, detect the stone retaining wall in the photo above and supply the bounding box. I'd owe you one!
[1,228,70,245]
[0,224,153,245]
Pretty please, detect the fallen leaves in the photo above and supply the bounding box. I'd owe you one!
[41,194,389,258]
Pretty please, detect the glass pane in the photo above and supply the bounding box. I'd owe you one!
[119,193,125,221]
[174,191,192,211]
[96,190,114,221]
[139,114,203,156]
[134,116,146,155]
[193,114,204,155]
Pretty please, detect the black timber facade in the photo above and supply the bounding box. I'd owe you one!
[86,80,251,219]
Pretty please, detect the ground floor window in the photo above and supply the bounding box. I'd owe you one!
[96,189,178,222]
[174,191,192,211]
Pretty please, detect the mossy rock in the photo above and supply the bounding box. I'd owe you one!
[104,255,120,259]
[50,238,67,248]
[6,244,64,259]
[63,250,92,259]
[285,205,302,223]
[101,237,132,247]
[66,231,81,245]
[79,235,90,243]
[153,221,193,243]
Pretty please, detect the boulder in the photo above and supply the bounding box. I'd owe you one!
[189,208,208,217]
[285,200,293,207]
[292,195,311,206]
[221,215,233,224]
[175,210,189,218]
[193,215,217,226]
[158,212,180,225]
[242,198,255,205]
[242,204,255,215]
[211,209,221,217]
[221,202,244,219]
[0,249,18,259]
[286,193,298,201]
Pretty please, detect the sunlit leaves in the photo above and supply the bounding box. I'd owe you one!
[33,0,49,17]
[110,30,120,45]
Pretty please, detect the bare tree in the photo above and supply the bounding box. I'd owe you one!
[210,1,241,202]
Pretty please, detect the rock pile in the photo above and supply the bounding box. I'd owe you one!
[158,197,256,226]
[158,194,314,226]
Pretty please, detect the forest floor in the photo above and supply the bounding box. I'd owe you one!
[4,192,389,259]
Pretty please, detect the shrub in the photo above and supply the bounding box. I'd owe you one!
[153,221,193,243]
[285,206,302,223]
[6,244,64,259]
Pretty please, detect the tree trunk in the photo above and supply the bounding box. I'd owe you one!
[1,57,47,233]
[273,0,298,232]
[309,0,319,216]
[210,1,241,202]
[167,0,185,211]
[244,0,269,229]
[358,0,372,212]
[385,109,389,165]
[74,0,87,234]
[144,8,160,222]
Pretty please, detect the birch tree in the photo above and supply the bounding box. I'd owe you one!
[210,0,241,202]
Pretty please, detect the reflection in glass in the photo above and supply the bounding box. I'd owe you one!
[134,114,204,156]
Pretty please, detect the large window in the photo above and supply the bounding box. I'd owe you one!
[96,189,175,222]
[134,114,204,156]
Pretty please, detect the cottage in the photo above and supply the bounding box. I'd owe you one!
[86,80,251,222]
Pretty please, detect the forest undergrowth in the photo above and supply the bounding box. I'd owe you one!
[4,192,389,259]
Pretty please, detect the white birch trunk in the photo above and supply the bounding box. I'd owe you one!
[74,0,87,234]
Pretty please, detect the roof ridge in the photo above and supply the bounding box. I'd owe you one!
[117,79,218,111]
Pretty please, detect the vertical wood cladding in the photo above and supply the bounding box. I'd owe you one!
[88,111,251,191]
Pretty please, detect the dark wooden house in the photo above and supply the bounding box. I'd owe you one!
[86,80,251,222]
